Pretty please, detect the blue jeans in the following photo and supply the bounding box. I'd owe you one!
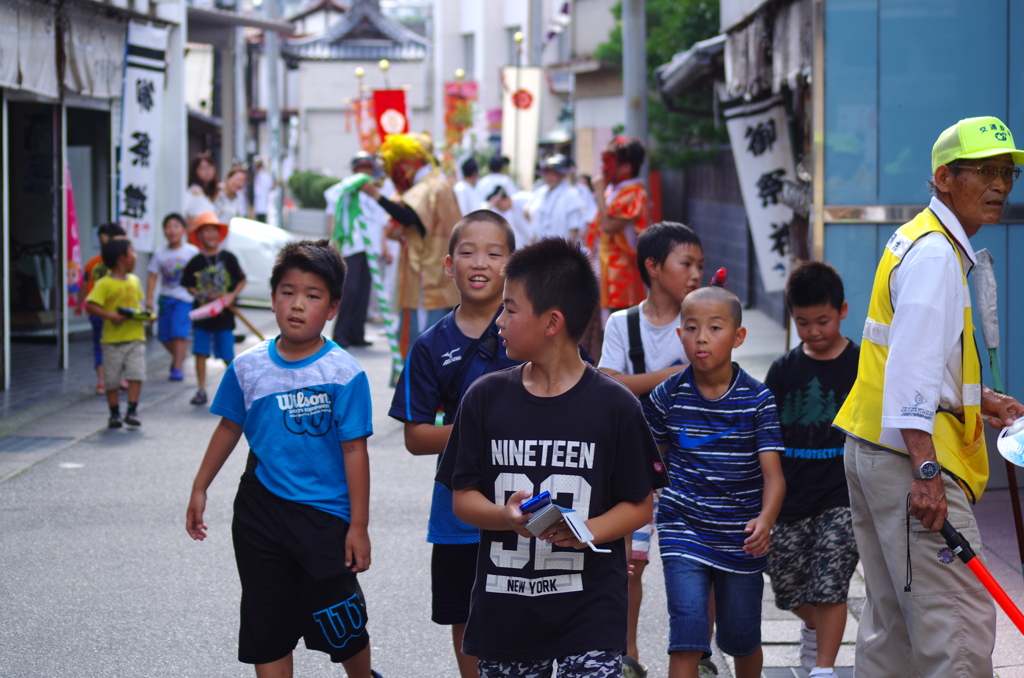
[663,556,763,658]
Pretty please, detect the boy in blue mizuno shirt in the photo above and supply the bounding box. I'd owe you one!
[389,210,519,678]
[186,239,382,678]
[643,286,785,678]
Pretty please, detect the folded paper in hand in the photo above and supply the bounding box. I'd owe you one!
[525,503,611,553]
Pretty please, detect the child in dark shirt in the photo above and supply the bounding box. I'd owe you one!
[437,238,667,676]
[763,262,859,678]
[389,210,518,678]
[181,211,246,406]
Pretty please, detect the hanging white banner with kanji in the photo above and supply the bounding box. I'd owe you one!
[725,97,794,293]
[118,21,168,253]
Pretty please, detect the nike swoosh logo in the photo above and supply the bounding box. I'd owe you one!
[677,427,738,449]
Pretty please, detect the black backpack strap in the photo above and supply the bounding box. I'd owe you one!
[441,306,504,407]
[627,305,646,375]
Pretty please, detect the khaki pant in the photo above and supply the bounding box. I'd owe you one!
[844,436,995,677]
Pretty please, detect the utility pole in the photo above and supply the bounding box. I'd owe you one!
[622,0,647,145]
[265,0,282,227]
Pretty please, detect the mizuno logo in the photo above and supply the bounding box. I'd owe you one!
[677,427,738,449]
[442,347,462,366]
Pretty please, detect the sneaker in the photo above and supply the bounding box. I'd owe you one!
[169,368,184,381]
[698,658,719,677]
[371,671,383,678]
[800,622,818,673]
[124,413,141,427]
[190,390,208,405]
[108,415,123,429]
[622,656,647,678]
[95,383,106,395]
[808,669,836,677]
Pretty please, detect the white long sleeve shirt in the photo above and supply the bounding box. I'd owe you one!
[528,179,583,241]
[877,196,977,452]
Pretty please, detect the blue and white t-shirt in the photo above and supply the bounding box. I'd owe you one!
[212,337,373,522]
[643,364,783,573]
[389,308,519,544]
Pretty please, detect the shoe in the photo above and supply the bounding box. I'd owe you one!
[808,669,836,677]
[190,390,208,405]
[800,622,818,673]
[622,656,647,678]
[698,658,718,677]
[370,671,383,678]
[108,415,122,429]
[350,339,372,347]
[96,383,106,395]
[120,378,129,390]
[124,413,141,427]
[169,368,184,381]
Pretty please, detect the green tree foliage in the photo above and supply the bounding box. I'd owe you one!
[593,0,727,169]
[288,171,340,210]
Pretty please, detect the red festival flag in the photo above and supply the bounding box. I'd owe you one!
[372,89,409,140]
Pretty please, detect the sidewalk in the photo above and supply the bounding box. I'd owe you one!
[0,309,279,483]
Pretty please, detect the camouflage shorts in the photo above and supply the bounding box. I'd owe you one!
[478,650,622,678]
[766,506,859,611]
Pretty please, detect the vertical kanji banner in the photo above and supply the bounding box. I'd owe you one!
[372,89,409,141]
[443,81,478,148]
[118,21,168,253]
[725,97,794,293]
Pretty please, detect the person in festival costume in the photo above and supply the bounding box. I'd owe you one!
[833,116,1024,677]
[588,137,651,313]
[359,133,461,369]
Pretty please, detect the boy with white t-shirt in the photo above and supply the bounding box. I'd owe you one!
[146,213,199,381]
[599,221,704,676]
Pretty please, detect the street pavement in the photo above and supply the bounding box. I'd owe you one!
[0,308,1022,676]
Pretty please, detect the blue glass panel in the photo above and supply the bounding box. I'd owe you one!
[824,224,879,343]
[879,1,1008,205]
[824,0,878,205]
[1011,1,1024,149]
[1007,225,1024,396]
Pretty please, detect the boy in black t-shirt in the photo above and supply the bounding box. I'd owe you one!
[389,210,519,678]
[763,262,859,678]
[182,211,247,406]
[437,238,668,677]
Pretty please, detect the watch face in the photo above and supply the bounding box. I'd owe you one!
[919,461,940,479]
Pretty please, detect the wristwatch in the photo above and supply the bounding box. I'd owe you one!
[912,460,941,480]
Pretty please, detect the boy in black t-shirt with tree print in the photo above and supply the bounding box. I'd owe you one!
[182,211,246,406]
[437,238,668,678]
[763,262,859,678]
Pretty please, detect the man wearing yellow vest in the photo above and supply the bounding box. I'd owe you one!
[834,116,1024,676]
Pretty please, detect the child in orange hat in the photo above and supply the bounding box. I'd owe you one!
[181,212,247,405]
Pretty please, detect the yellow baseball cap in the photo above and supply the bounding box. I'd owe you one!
[932,116,1024,173]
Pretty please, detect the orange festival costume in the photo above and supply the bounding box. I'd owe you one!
[588,178,649,309]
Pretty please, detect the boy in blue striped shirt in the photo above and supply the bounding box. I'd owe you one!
[643,286,785,678]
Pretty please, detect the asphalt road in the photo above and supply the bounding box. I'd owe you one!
[0,319,682,677]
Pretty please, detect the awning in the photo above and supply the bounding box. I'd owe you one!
[654,34,725,104]
[187,5,295,35]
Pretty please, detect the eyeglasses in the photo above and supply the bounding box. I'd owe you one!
[955,164,1022,183]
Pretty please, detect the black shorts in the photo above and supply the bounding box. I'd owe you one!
[232,472,370,665]
[430,542,478,625]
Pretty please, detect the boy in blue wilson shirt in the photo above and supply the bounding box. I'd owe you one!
[644,286,785,678]
[389,209,518,678]
[186,239,382,678]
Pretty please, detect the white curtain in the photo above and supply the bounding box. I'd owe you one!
[63,7,127,99]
